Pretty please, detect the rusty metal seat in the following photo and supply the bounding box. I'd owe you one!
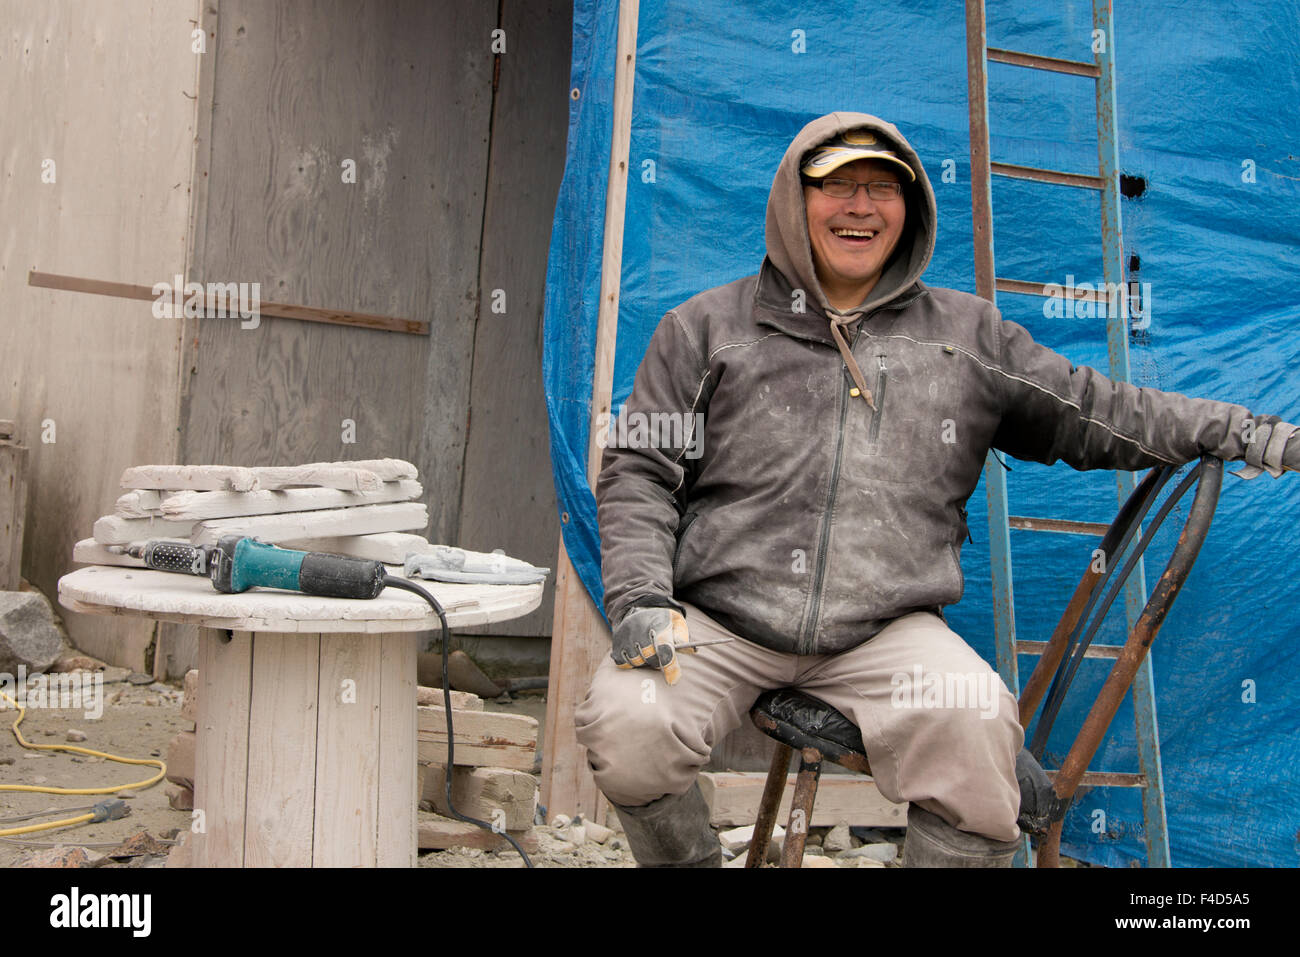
[744,688,872,868]
[745,688,1063,868]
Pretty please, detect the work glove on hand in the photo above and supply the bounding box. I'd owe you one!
[1238,418,1300,479]
[1284,431,1300,473]
[611,605,691,686]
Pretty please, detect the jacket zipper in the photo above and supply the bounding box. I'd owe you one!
[867,355,888,446]
[799,328,860,654]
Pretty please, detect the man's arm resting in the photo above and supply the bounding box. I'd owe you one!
[992,315,1300,473]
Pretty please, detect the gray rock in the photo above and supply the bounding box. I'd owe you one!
[0,591,67,674]
[839,842,898,863]
[824,822,852,853]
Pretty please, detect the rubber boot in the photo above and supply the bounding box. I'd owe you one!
[611,781,721,868]
[902,804,1020,868]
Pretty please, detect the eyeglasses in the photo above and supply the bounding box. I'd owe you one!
[804,177,904,201]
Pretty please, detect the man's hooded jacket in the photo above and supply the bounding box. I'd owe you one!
[596,111,1275,655]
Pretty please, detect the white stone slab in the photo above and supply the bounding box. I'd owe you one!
[159,480,422,520]
[93,514,196,545]
[190,502,428,546]
[276,532,432,564]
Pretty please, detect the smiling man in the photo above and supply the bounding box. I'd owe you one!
[575,111,1300,868]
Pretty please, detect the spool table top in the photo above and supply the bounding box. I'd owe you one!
[58,564,543,633]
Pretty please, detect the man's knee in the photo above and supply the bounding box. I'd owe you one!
[575,666,704,806]
[885,680,1023,842]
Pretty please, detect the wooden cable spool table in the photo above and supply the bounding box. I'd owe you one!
[58,564,542,868]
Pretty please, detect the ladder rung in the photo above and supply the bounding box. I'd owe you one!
[1016,640,1123,659]
[987,47,1100,78]
[1045,770,1147,788]
[1009,515,1110,535]
[991,161,1103,189]
[996,278,1117,303]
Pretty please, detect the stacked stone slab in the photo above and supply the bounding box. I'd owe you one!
[74,459,433,566]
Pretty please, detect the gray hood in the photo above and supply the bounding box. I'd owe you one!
[764,111,937,318]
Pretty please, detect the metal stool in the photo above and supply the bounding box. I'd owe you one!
[745,688,1062,868]
[744,688,873,868]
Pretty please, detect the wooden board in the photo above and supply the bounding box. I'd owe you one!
[2,0,194,668]
[313,632,382,866]
[419,765,537,831]
[700,772,908,828]
[541,541,611,822]
[189,502,428,546]
[417,815,538,853]
[160,480,422,520]
[541,0,639,825]
[417,705,537,770]
[0,444,29,591]
[28,270,428,336]
[244,633,320,866]
[194,628,254,867]
[417,686,482,711]
[377,632,419,867]
[454,0,573,639]
[177,0,495,551]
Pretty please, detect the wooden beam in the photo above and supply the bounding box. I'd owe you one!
[417,815,539,853]
[0,443,30,590]
[542,0,640,827]
[420,765,538,831]
[28,270,429,336]
[417,704,537,770]
[700,772,908,828]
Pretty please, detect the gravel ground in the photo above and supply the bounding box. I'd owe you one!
[0,669,190,868]
[1,670,1080,869]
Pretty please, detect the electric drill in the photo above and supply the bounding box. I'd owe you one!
[128,535,386,598]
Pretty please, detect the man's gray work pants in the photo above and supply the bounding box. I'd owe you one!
[574,600,1023,843]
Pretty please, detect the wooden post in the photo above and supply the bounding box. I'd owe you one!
[191,628,417,867]
[0,426,28,592]
[541,0,640,824]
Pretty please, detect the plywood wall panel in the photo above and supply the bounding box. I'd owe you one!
[0,0,201,667]
[457,0,572,638]
[180,0,497,547]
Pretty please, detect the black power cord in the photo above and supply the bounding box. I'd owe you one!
[382,574,534,868]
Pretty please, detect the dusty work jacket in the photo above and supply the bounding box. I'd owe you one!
[595,112,1274,656]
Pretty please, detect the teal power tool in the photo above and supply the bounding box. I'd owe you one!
[126,533,536,867]
[128,535,387,598]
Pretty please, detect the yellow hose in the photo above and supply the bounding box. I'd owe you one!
[0,688,169,837]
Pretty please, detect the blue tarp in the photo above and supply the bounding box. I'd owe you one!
[543,0,1300,867]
